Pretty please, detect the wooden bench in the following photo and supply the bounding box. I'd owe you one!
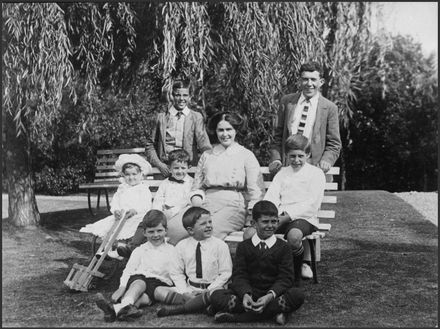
[224,166,339,284]
[81,148,337,283]
[79,148,197,215]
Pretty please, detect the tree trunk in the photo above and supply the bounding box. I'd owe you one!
[5,112,40,227]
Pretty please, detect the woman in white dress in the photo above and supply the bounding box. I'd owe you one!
[79,154,153,242]
[167,111,264,245]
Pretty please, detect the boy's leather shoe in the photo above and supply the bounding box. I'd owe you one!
[117,304,142,321]
[116,245,133,258]
[214,312,235,323]
[95,293,116,322]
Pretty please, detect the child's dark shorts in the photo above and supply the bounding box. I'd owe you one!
[127,275,170,302]
[275,218,317,239]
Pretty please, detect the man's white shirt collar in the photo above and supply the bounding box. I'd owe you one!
[251,233,277,249]
[169,106,190,116]
[299,92,320,108]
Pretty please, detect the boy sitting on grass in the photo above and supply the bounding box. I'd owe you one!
[209,200,305,325]
[95,210,185,322]
[156,206,232,317]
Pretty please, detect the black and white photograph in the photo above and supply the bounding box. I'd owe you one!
[2,2,438,327]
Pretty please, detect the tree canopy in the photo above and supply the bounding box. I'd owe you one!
[2,2,437,226]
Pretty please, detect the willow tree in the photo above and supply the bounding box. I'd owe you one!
[2,3,135,226]
[309,2,374,189]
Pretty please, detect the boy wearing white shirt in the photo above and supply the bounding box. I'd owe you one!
[115,149,193,259]
[156,207,232,317]
[95,210,185,322]
[152,149,193,219]
[264,134,325,287]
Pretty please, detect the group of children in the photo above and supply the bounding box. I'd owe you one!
[79,133,325,324]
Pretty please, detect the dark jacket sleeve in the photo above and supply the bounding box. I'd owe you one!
[193,111,212,153]
[268,240,294,297]
[321,101,341,166]
[145,114,164,168]
[229,241,253,299]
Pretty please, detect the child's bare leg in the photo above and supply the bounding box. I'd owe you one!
[154,286,186,305]
[134,293,152,308]
[113,280,146,315]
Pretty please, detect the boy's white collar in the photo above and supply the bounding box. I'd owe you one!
[251,233,276,248]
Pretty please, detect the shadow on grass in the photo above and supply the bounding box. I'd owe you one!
[2,191,438,327]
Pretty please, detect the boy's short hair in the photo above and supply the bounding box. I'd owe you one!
[142,209,168,230]
[299,61,323,77]
[182,207,210,229]
[285,134,311,154]
[252,200,278,221]
[172,80,190,91]
[167,149,190,166]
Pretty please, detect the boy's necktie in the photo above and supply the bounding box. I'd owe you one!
[259,241,268,251]
[176,111,183,120]
[196,242,202,278]
[297,100,310,135]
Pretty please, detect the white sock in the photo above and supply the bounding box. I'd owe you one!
[113,299,131,315]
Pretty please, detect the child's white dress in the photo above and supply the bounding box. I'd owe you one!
[79,181,152,240]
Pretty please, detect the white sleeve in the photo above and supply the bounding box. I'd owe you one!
[189,152,207,201]
[132,183,152,215]
[284,169,325,220]
[152,181,167,211]
[207,241,232,291]
[244,150,264,209]
[263,172,283,214]
[119,247,141,288]
[169,243,191,293]
[110,185,123,214]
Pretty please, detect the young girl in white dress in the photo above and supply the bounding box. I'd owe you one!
[79,154,153,247]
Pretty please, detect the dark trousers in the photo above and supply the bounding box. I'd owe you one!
[210,288,304,321]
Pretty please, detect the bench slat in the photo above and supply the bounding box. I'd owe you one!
[97,148,146,155]
[260,166,339,175]
[317,210,335,218]
[263,181,338,191]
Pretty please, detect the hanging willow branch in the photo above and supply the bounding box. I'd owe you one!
[3,3,74,144]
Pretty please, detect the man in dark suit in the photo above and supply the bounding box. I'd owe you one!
[269,61,341,175]
[145,80,211,176]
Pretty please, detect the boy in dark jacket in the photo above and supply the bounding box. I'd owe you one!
[209,200,305,324]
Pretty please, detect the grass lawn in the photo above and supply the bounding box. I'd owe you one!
[2,190,438,327]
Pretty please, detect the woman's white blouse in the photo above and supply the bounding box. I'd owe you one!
[190,143,264,208]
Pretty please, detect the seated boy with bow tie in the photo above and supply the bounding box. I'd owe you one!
[156,206,232,317]
[115,149,194,259]
[208,200,305,325]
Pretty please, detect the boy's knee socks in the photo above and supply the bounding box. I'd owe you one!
[292,244,304,282]
[163,290,186,305]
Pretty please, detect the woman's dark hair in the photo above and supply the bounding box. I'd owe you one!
[207,111,246,144]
